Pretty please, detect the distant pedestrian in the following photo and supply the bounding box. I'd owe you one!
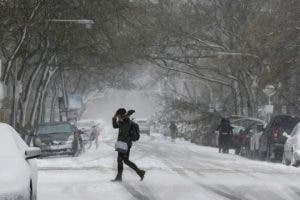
[250,124,264,159]
[76,128,85,153]
[169,121,178,142]
[90,125,100,149]
[112,108,145,182]
[24,123,33,145]
[217,118,233,153]
[234,129,246,155]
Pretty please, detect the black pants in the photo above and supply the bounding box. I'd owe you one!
[117,147,140,177]
[219,134,229,153]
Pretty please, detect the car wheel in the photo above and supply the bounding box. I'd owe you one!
[293,161,300,167]
[282,153,290,166]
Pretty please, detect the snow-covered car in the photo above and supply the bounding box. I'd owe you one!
[135,119,150,135]
[283,123,300,167]
[33,122,80,157]
[0,123,41,200]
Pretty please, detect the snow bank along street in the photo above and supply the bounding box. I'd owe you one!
[37,131,300,200]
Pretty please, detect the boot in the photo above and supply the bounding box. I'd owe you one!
[111,174,122,182]
[137,170,145,181]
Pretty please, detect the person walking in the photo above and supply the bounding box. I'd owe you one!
[75,128,85,153]
[112,108,145,182]
[92,125,100,149]
[217,118,233,153]
[169,121,178,142]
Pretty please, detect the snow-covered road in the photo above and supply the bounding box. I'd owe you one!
[37,132,300,200]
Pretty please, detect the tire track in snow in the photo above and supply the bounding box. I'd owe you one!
[120,182,159,200]
[136,140,250,200]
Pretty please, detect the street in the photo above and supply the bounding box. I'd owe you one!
[37,132,300,200]
[0,1,298,200]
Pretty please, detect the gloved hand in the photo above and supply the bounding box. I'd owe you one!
[127,110,135,116]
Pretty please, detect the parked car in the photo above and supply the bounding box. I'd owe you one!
[283,123,300,166]
[259,115,300,162]
[33,122,81,157]
[135,119,150,135]
[0,123,41,200]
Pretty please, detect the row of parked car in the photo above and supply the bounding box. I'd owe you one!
[233,115,300,167]
[32,119,105,157]
[32,118,151,158]
[0,119,106,200]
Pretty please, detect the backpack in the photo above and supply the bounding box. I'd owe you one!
[130,121,140,141]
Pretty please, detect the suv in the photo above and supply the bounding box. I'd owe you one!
[135,119,150,136]
[259,115,300,161]
[33,122,81,157]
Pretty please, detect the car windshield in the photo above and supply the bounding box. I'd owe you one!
[232,126,245,135]
[38,132,72,142]
[37,123,73,135]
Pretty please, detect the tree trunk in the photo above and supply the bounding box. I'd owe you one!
[50,84,58,122]
[232,80,242,115]
[241,72,257,117]
[20,47,49,126]
[40,92,48,123]
[36,67,58,125]
[30,66,50,127]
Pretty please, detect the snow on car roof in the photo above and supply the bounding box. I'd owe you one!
[0,123,22,157]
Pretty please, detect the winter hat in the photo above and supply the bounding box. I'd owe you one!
[116,108,127,116]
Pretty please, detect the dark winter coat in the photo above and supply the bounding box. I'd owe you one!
[217,119,233,144]
[112,117,132,147]
[217,120,233,134]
